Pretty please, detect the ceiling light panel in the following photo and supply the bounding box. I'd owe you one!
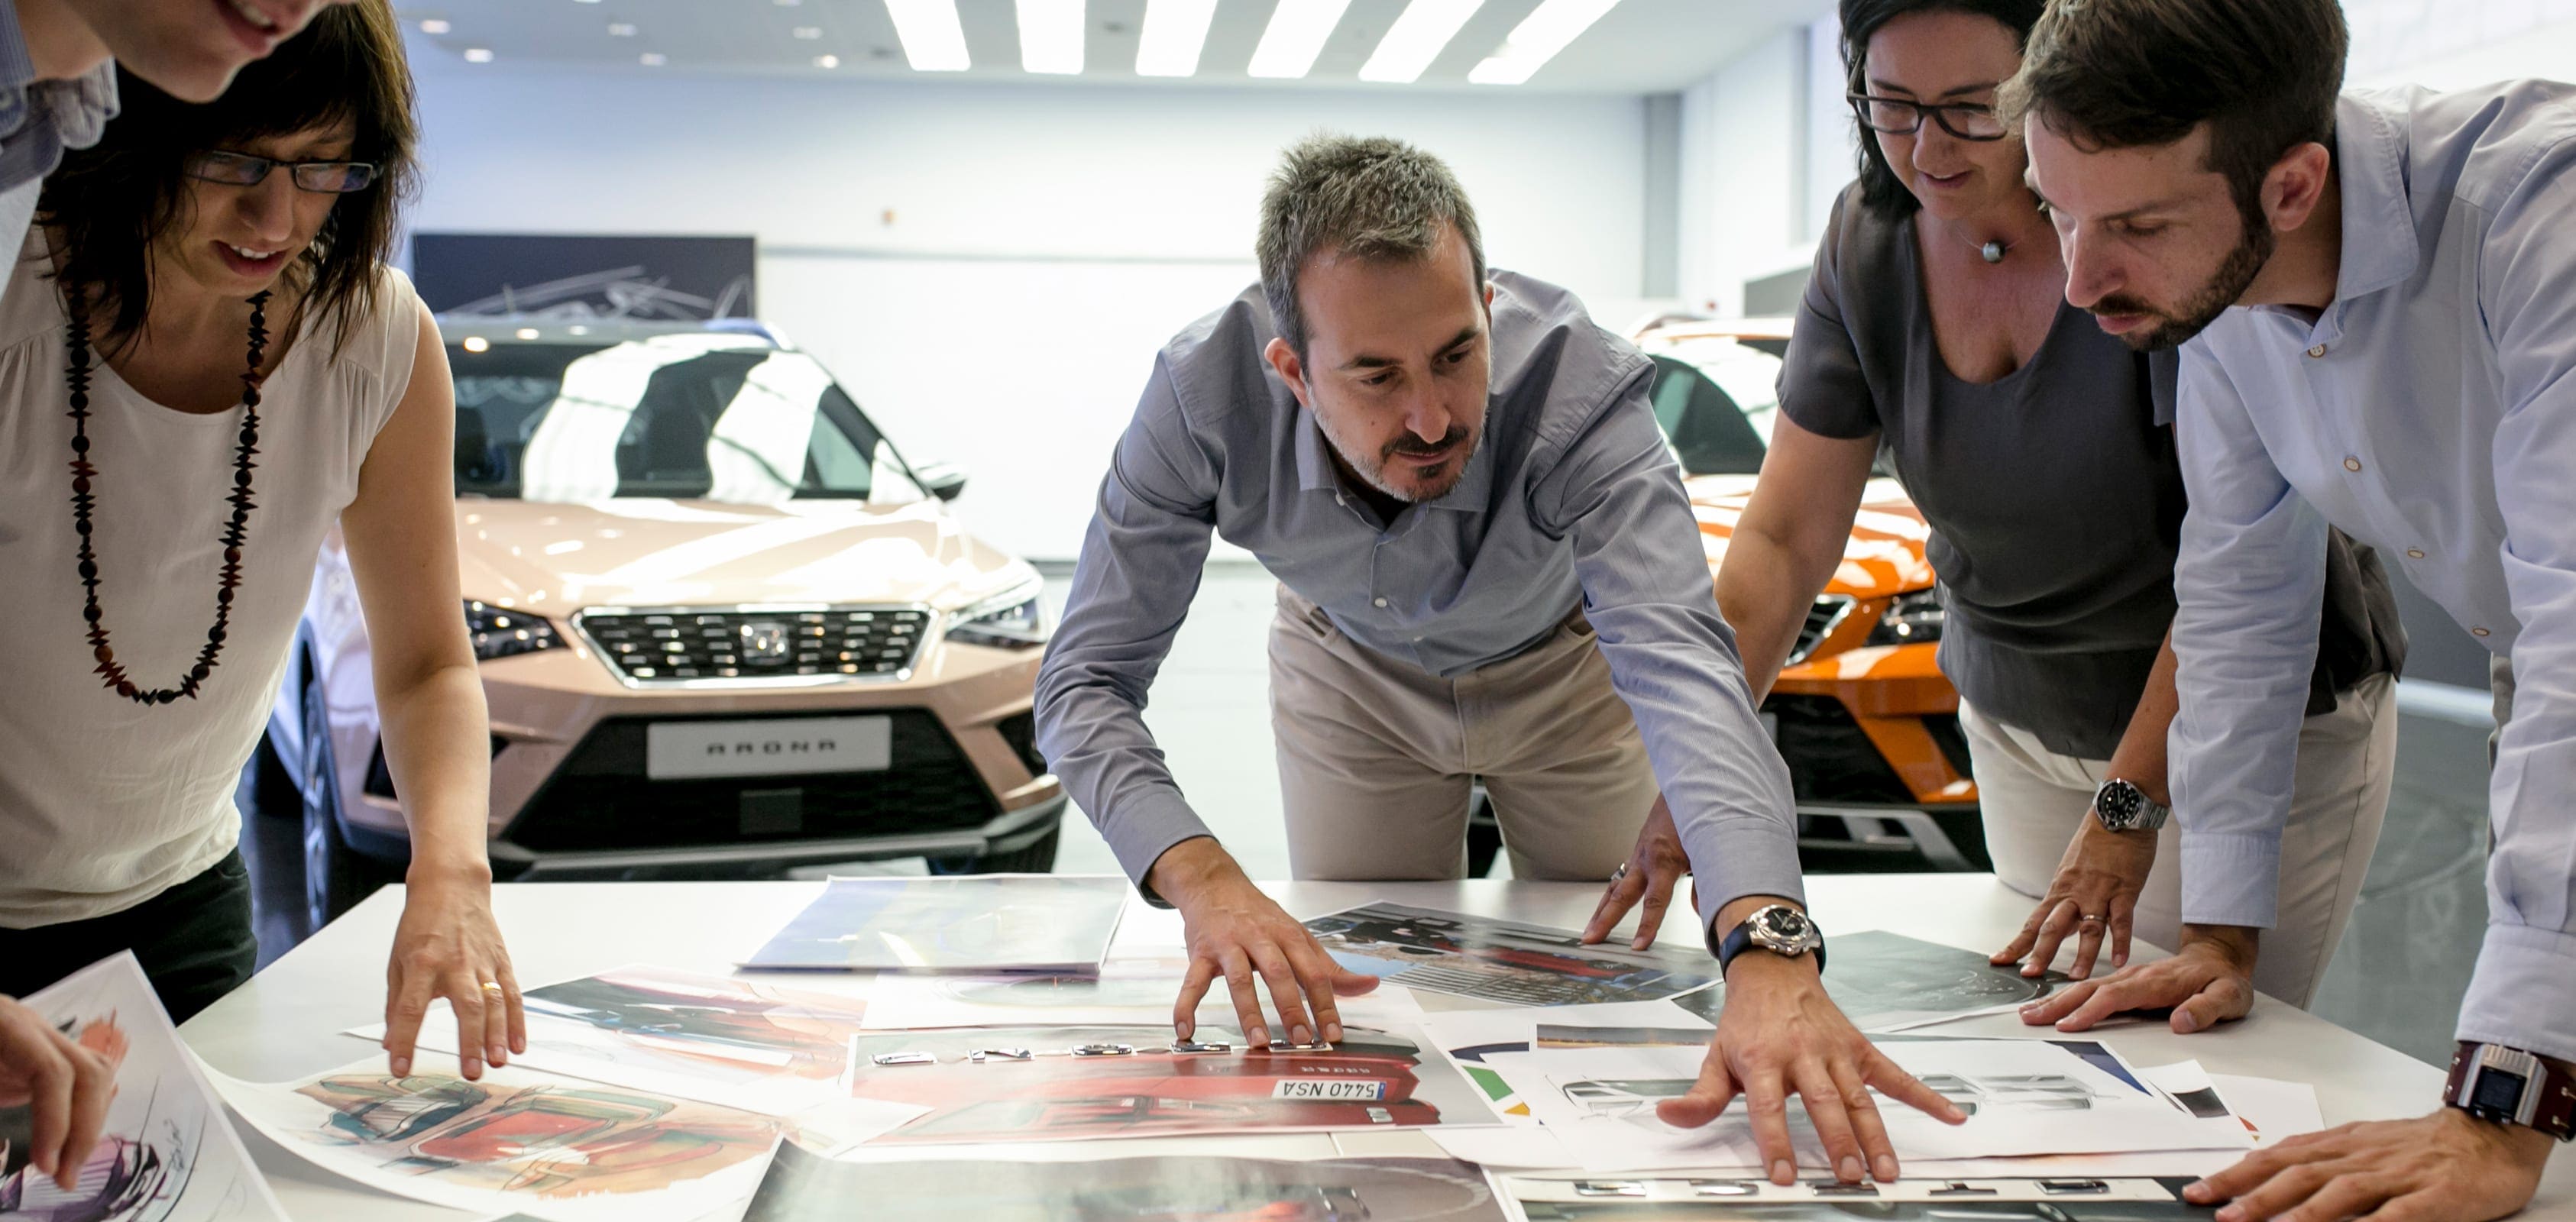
[1016,0,1084,74]
[1469,0,1620,84]
[885,0,972,71]
[1358,0,1487,83]
[1135,0,1221,77]
[1248,0,1354,79]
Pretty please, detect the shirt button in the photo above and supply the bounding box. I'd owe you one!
[2474,627,2493,638]
[2343,456,2362,472]
[2406,548,2426,559]
[2308,344,2328,358]
[1373,597,1389,609]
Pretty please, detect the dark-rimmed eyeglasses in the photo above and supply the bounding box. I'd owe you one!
[183,150,380,193]
[1847,94,2008,141]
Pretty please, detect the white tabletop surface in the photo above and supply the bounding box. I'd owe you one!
[182,874,2576,1220]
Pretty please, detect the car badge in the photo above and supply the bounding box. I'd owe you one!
[740,621,791,659]
[870,1052,937,1066]
[967,1048,1032,1063]
[1070,1043,1136,1058]
[1168,1039,1232,1054]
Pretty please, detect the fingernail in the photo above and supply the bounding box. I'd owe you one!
[1874,1155,1898,1182]
[390,1056,409,1075]
[1771,1160,1794,1185]
[1292,1026,1312,1045]
[2218,1207,2242,1222]
[1325,1023,1344,1043]
[2185,1182,2212,1201]
[490,1045,507,1066]
[1250,1026,1268,1046]
[2175,1011,2201,1033]
[1839,1156,1862,1182]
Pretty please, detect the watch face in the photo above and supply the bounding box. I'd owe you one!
[1758,908,1810,939]
[2098,781,2141,827]
[2472,1068,2529,1116]
[1750,907,1816,955]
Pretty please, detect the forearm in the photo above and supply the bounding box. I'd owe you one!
[374,663,494,883]
[1716,523,1843,701]
[2102,629,2180,806]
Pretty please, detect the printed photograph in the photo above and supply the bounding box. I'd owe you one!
[744,1143,1510,1221]
[1303,904,1723,1006]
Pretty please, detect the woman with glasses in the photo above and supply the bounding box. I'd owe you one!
[1711,0,2403,1016]
[0,2,523,1185]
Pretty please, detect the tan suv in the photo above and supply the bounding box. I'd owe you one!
[243,318,1063,930]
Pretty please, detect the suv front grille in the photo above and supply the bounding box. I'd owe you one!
[574,605,931,685]
[504,710,999,852]
[1763,693,1914,805]
[1787,596,1856,665]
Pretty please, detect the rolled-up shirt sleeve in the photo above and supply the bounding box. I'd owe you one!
[1034,354,1222,893]
[2460,145,2576,1062]
[2168,344,2330,929]
[1531,363,1804,942]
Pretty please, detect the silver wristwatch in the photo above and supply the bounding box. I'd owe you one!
[2092,778,2170,832]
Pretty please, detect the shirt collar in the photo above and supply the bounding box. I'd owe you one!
[0,2,37,139]
[2325,92,2421,304]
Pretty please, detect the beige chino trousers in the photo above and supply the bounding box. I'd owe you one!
[1965,672,2399,1009]
[1267,586,1661,881]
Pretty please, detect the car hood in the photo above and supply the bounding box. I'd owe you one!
[453,497,1037,616]
[1683,474,1935,601]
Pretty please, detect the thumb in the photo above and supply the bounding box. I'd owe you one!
[2170,976,2250,1034]
[1328,964,1380,994]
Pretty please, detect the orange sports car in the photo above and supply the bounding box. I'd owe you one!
[1631,318,1984,871]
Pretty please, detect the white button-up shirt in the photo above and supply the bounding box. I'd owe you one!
[2170,82,2576,1061]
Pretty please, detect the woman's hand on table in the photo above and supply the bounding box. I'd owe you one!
[0,996,124,1191]
[1992,816,2159,980]
[2185,1107,2553,1222]
[1582,794,1692,950]
[380,862,526,1080]
[2019,924,2257,1033]
[1150,837,1378,1048]
[1656,910,1967,1185]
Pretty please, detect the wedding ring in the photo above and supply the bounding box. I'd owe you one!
[1610,862,1630,884]
[480,981,506,994]
[2078,913,2105,925]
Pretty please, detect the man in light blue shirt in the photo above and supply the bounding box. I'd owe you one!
[1038,134,1964,1187]
[2003,0,2576,1218]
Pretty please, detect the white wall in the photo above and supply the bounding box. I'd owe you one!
[1671,17,1853,316]
[409,66,1650,560]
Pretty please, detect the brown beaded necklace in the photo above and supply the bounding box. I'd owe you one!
[64,291,273,704]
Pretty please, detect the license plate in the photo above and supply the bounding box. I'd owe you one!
[646,716,892,780]
[1273,1079,1387,1101]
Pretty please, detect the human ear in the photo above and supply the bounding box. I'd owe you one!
[1264,336,1312,410]
[2262,141,2335,234]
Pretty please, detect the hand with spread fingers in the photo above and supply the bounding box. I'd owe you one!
[1582,795,1692,950]
[2182,1107,2553,1222]
[2019,923,2257,1034]
[0,999,127,1193]
[380,865,526,1081]
[1991,816,2159,981]
[1656,905,1967,1185]
[1152,836,1379,1048]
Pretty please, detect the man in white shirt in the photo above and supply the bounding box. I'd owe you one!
[0,0,349,1195]
[2001,0,2576,1219]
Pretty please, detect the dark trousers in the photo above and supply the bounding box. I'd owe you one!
[0,850,258,1023]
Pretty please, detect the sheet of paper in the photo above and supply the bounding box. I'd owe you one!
[1303,903,1724,1006]
[1486,1036,2251,1172]
[212,1052,797,1222]
[843,1020,1503,1144]
[859,952,1422,1031]
[1505,1175,2206,1218]
[1895,1072,2325,1180]
[1422,1001,1717,1125]
[1,952,286,1222]
[1426,1124,1582,1169]
[1668,931,2072,1032]
[741,875,1128,972]
[349,966,877,1116]
[739,1139,1511,1220]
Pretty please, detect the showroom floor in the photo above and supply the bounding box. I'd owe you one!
[242,562,2490,1067]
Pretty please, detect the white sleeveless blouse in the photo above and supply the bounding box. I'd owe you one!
[0,238,422,926]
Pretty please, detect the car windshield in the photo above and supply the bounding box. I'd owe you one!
[450,335,927,506]
[1644,336,1784,476]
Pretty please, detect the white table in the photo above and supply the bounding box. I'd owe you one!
[183,875,2576,1220]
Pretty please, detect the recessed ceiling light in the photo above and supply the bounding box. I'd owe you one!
[884,0,969,71]
[607,22,636,36]
[1358,0,1485,83]
[793,26,823,39]
[1134,0,1218,76]
[640,51,667,65]
[514,327,541,340]
[1016,0,1083,74]
[463,46,494,63]
[1470,0,1620,84]
[417,18,450,34]
[1247,0,1351,79]
[462,336,490,352]
[814,53,840,68]
[774,0,801,5]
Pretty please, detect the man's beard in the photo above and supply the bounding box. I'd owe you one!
[2092,209,2277,352]
[1326,421,1479,503]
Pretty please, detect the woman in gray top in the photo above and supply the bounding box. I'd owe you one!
[1712,0,2403,1010]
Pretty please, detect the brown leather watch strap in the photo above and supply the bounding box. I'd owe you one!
[2445,1042,2576,1140]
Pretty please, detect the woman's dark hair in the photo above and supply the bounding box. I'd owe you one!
[37,0,418,353]
[1840,0,2047,217]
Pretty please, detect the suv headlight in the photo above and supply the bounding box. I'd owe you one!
[947,580,1050,649]
[1866,588,1944,648]
[465,600,561,661]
